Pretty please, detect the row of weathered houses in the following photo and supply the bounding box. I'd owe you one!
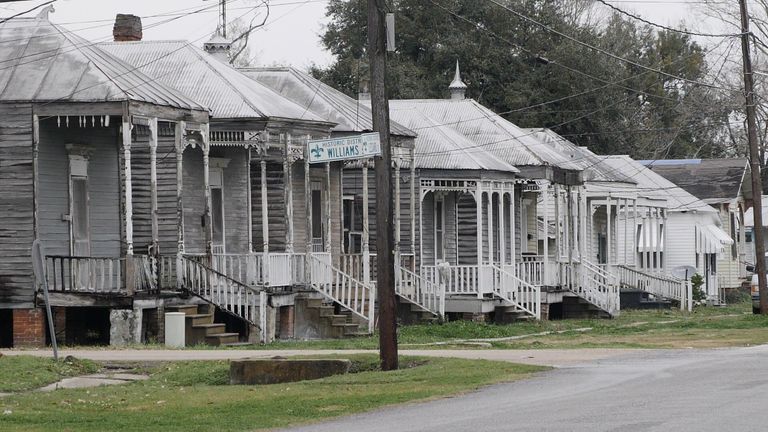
[0,11,750,347]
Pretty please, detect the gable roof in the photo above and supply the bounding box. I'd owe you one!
[641,158,750,204]
[600,156,715,213]
[240,67,415,137]
[387,107,517,172]
[99,41,331,123]
[389,99,583,170]
[525,128,635,184]
[0,18,206,111]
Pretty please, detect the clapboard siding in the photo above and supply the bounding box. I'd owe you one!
[156,132,179,255]
[457,192,478,265]
[252,161,287,252]
[130,133,152,254]
[422,192,435,265]
[210,147,249,254]
[0,103,34,307]
[182,146,206,254]
[37,119,121,259]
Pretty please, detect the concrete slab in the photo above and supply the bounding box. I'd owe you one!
[37,372,149,392]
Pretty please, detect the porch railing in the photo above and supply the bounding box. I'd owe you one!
[421,264,485,296]
[616,265,692,311]
[309,254,374,332]
[490,265,541,319]
[177,255,262,326]
[396,265,444,317]
[516,256,545,286]
[44,255,156,294]
[561,260,620,317]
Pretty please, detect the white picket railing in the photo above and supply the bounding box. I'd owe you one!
[421,264,486,296]
[309,254,374,332]
[517,256,545,286]
[396,265,444,317]
[616,265,692,311]
[177,256,263,326]
[561,261,620,317]
[489,265,541,319]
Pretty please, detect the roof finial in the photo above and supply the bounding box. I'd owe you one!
[449,59,467,100]
[35,4,55,21]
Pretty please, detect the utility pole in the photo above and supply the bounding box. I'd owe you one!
[739,0,768,314]
[368,0,398,370]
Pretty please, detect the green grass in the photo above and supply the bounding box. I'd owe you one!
[0,356,100,393]
[0,355,546,432]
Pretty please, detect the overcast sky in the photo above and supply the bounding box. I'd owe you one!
[0,0,732,69]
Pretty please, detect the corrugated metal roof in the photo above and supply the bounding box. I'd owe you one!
[599,156,715,213]
[100,41,330,122]
[642,158,749,202]
[0,18,206,111]
[240,67,415,137]
[525,128,636,184]
[390,99,579,169]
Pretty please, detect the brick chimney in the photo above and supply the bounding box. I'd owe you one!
[113,14,142,42]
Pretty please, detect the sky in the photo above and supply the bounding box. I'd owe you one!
[0,0,735,70]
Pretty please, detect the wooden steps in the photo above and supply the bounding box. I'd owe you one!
[300,297,368,338]
[166,304,244,346]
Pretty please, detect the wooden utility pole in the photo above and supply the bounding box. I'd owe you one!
[740,0,768,313]
[368,0,398,370]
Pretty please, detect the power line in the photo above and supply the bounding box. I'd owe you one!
[0,0,55,25]
[594,0,744,38]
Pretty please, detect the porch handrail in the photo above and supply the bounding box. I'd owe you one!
[489,264,541,319]
[616,265,692,311]
[562,260,620,317]
[43,255,157,294]
[421,264,481,296]
[177,255,263,327]
[396,264,445,318]
[309,254,374,333]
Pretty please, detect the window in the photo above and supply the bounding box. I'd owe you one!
[311,182,323,252]
[209,168,225,253]
[343,197,362,254]
[435,198,445,262]
[70,176,89,256]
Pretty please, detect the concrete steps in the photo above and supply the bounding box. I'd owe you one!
[166,304,243,346]
[295,296,368,339]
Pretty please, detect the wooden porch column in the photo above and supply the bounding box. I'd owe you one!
[579,188,587,261]
[662,208,668,271]
[542,184,549,285]
[487,190,494,265]
[261,160,269,282]
[499,188,506,268]
[510,184,516,266]
[174,121,186,254]
[246,149,253,253]
[633,198,639,267]
[284,135,294,253]
[362,161,371,285]
[476,185,483,299]
[122,114,134,255]
[304,148,312,282]
[394,160,401,268]
[410,148,416,272]
[622,199,628,265]
[644,209,652,270]
[324,162,332,254]
[606,194,612,266]
[201,123,212,257]
[149,117,159,254]
[554,184,561,264]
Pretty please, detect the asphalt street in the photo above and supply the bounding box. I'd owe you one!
[284,345,768,432]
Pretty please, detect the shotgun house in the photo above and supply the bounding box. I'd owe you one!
[0,14,211,348]
[601,156,733,303]
[533,129,696,310]
[238,67,448,322]
[643,159,751,299]
[102,23,386,340]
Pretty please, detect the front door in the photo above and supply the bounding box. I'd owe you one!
[210,168,225,254]
[311,181,324,252]
[69,156,90,256]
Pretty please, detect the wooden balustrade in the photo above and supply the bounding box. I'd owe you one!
[309,254,373,331]
[396,265,444,317]
[490,265,541,319]
[43,255,157,294]
[616,264,691,311]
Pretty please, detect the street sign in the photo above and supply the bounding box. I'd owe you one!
[307,132,381,163]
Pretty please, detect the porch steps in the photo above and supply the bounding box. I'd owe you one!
[493,306,535,325]
[397,301,439,325]
[301,297,368,338]
[166,304,244,347]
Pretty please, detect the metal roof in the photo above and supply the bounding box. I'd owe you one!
[385,104,517,172]
[240,67,415,137]
[525,128,636,184]
[390,99,580,169]
[599,156,715,214]
[100,41,331,123]
[642,158,750,203]
[0,18,206,111]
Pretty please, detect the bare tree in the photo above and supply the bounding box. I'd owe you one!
[228,0,270,67]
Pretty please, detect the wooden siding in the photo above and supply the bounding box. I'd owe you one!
[252,161,286,252]
[37,119,121,259]
[457,193,477,265]
[182,146,206,254]
[156,130,180,255]
[130,130,152,254]
[717,206,741,288]
[0,103,34,308]
[211,147,249,254]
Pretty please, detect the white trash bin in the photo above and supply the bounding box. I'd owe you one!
[165,312,186,348]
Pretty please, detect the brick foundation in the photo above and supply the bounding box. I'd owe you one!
[13,308,46,348]
[278,305,295,339]
[462,312,488,323]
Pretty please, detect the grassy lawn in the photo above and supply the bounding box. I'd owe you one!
[0,356,99,393]
[0,355,546,432]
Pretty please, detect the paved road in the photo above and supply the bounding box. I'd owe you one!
[285,345,768,432]
[0,348,641,367]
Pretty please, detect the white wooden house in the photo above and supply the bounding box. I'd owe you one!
[0,14,211,347]
[644,159,751,296]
